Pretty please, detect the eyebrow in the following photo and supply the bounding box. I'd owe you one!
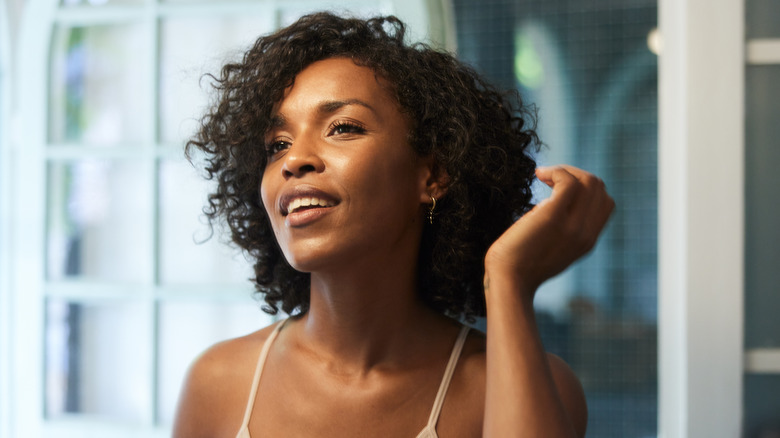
[318,98,376,114]
[269,98,377,129]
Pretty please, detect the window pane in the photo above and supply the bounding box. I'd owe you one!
[47,160,154,283]
[746,0,780,38]
[61,0,143,6]
[156,300,273,425]
[278,3,389,27]
[453,1,658,436]
[49,24,147,146]
[745,65,780,349]
[158,15,274,144]
[158,159,254,284]
[45,298,152,422]
[744,374,780,436]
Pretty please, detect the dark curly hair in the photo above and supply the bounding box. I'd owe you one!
[187,12,538,321]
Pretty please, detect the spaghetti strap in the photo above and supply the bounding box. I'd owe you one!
[416,325,470,438]
[236,319,287,438]
[237,321,467,438]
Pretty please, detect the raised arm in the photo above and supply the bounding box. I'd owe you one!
[483,166,614,437]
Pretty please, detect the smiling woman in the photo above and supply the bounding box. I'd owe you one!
[175,12,613,438]
[261,59,429,271]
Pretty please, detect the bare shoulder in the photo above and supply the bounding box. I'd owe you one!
[172,322,281,438]
[451,328,487,395]
[546,352,588,437]
[442,331,587,437]
[460,328,488,374]
[456,329,488,403]
[438,328,487,437]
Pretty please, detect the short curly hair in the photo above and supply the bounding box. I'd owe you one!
[187,12,538,321]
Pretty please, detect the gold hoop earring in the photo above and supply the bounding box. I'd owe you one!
[427,196,436,225]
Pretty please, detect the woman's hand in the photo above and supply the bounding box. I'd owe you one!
[482,165,612,437]
[484,165,615,299]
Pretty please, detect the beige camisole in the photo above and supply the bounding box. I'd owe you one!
[236,320,470,438]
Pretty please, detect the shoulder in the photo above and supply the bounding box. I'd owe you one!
[449,328,487,393]
[444,331,587,437]
[437,328,487,436]
[459,328,488,377]
[546,352,588,437]
[172,322,281,438]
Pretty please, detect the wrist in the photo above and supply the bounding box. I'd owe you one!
[483,268,537,310]
[483,249,542,290]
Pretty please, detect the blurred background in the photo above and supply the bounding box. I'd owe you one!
[1,0,778,437]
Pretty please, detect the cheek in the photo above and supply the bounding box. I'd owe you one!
[259,171,275,219]
[355,155,422,209]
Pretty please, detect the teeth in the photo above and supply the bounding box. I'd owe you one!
[287,197,334,214]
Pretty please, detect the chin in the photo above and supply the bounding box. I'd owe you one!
[279,239,369,274]
[284,257,317,273]
[279,243,336,273]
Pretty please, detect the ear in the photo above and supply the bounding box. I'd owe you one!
[416,155,449,203]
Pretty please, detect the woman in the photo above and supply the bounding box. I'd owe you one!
[174,12,613,438]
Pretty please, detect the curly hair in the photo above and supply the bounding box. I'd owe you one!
[187,12,538,321]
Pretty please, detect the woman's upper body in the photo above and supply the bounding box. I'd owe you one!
[173,313,586,438]
[173,12,612,438]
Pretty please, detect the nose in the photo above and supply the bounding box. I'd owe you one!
[280,136,324,179]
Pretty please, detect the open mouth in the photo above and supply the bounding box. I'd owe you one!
[284,197,337,216]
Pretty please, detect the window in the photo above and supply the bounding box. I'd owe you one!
[453,1,658,436]
[10,1,401,436]
[744,0,780,434]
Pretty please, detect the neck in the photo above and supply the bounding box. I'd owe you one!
[291,255,450,374]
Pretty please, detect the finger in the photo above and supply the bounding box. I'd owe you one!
[595,192,616,231]
[571,176,614,252]
[551,165,607,217]
[573,172,607,217]
[580,192,615,250]
[534,166,580,210]
[556,164,592,180]
[574,171,614,229]
[535,166,555,185]
[540,166,614,252]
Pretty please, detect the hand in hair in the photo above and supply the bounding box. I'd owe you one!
[484,165,615,300]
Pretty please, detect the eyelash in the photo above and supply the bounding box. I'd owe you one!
[264,139,290,156]
[328,120,367,136]
[264,120,367,157]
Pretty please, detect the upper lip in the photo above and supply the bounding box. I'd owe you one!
[278,185,340,216]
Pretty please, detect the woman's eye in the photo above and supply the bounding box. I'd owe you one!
[265,140,290,156]
[329,121,366,136]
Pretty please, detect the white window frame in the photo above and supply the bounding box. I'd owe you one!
[0,1,15,437]
[6,1,450,437]
[658,0,745,436]
[13,1,55,436]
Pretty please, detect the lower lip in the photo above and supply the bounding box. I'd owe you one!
[285,207,334,227]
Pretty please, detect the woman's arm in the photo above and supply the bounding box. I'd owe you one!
[483,166,614,437]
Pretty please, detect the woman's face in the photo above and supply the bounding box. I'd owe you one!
[260,57,434,272]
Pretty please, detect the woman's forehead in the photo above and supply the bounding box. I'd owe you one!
[273,58,400,117]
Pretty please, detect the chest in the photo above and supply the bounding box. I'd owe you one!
[232,326,486,438]
[249,360,442,437]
